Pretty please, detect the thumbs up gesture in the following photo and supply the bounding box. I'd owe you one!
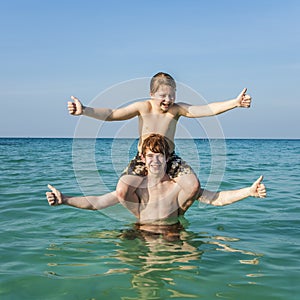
[236,88,252,108]
[68,96,84,115]
[250,176,267,198]
[46,184,63,206]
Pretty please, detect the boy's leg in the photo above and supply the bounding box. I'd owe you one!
[116,153,146,217]
[174,173,200,211]
[167,153,200,212]
[116,175,144,218]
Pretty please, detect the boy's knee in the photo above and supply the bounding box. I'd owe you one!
[190,177,200,195]
[180,174,200,196]
[116,181,138,202]
[116,184,128,201]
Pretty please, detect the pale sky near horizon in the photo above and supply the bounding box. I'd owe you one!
[1,0,299,139]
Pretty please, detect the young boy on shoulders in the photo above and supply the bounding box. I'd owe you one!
[68,72,252,209]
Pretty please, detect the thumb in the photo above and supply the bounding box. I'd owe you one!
[71,95,81,105]
[255,175,264,186]
[238,88,247,98]
[47,184,57,193]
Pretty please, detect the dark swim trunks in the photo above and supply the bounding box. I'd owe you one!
[121,152,195,179]
[120,222,184,242]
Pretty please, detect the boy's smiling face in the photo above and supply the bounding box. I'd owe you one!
[150,85,176,112]
[143,149,167,176]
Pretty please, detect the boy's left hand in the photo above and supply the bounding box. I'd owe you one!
[236,88,252,108]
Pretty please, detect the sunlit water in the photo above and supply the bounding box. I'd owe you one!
[0,138,299,299]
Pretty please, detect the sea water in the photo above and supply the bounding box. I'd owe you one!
[0,138,299,300]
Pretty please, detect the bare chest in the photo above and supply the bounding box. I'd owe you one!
[137,182,181,221]
[140,113,177,137]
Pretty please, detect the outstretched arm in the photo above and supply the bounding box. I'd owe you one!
[178,88,251,118]
[198,176,266,206]
[46,184,119,210]
[68,96,141,121]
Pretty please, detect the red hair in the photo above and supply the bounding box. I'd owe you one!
[141,134,170,159]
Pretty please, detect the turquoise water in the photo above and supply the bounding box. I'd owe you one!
[0,138,299,299]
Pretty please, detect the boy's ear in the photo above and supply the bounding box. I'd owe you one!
[150,92,155,98]
[141,154,145,163]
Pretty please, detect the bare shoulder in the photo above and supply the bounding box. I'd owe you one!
[123,99,150,113]
[137,99,152,113]
[174,102,189,109]
[172,102,190,116]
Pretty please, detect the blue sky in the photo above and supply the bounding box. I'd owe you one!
[0,0,299,138]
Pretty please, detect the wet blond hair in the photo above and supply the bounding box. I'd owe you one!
[141,134,170,159]
[150,72,176,94]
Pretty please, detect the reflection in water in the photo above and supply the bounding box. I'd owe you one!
[115,224,204,299]
[209,235,262,256]
[45,222,264,299]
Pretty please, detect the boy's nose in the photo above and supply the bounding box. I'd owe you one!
[164,95,171,102]
[153,156,159,162]
[153,155,161,163]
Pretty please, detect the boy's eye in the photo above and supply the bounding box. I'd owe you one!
[158,94,174,99]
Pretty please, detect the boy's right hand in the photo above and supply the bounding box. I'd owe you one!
[68,96,84,115]
[250,176,266,198]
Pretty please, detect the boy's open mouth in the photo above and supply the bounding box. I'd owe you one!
[160,102,171,111]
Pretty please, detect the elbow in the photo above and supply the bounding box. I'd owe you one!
[89,205,98,210]
[105,110,115,121]
[211,200,225,207]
